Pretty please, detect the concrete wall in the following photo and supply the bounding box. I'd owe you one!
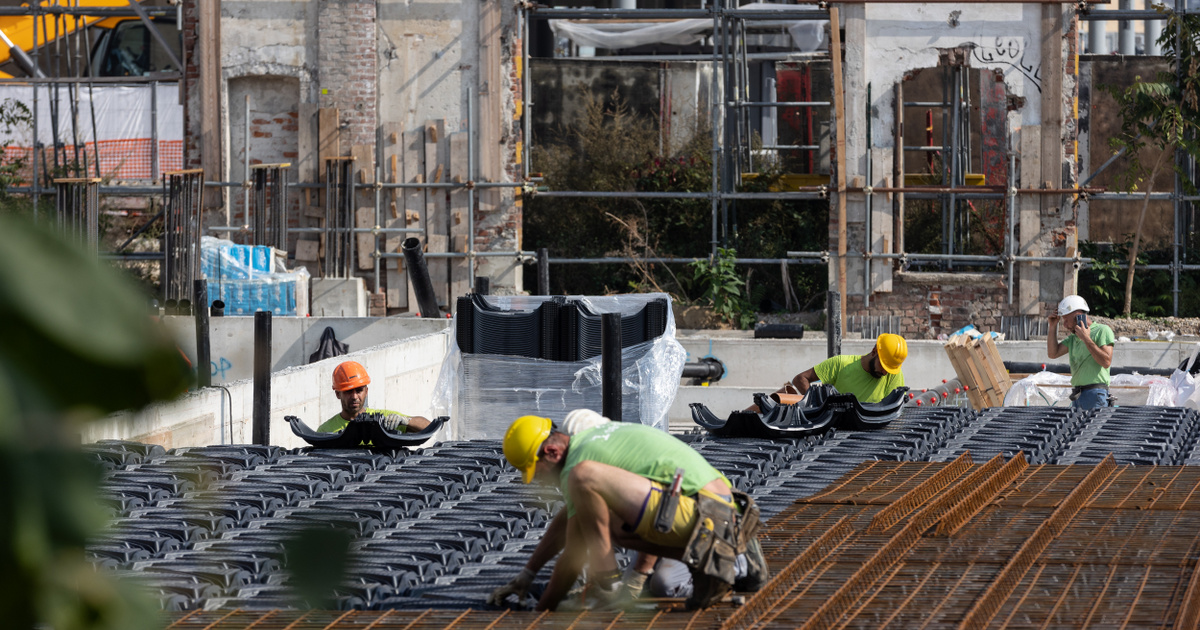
[670,333,1198,423]
[82,329,452,450]
[162,315,450,384]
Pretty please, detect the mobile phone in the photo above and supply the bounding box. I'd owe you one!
[1075,313,1088,327]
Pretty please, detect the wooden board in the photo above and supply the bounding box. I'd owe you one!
[297,103,320,228]
[425,120,449,308]
[829,6,847,334]
[352,144,376,272]
[403,130,426,311]
[449,132,471,303]
[381,122,406,309]
[318,108,340,166]
[943,336,988,410]
[355,207,374,272]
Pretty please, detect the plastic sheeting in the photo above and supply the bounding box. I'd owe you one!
[200,236,310,317]
[432,293,687,439]
[549,3,827,53]
[1004,371,1176,407]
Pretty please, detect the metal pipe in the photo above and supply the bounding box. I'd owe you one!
[1118,0,1136,53]
[402,237,442,317]
[865,82,872,308]
[374,127,382,294]
[709,0,721,254]
[1007,151,1017,304]
[601,312,622,422]
[241,94,250,232]
[468,90,476,291]
[827,289,841,358]
[537,247,550,295]
[893,81,905,268]
[194,279,211,389]
[252,311,271,446]
[1004,361,1175,377]
[1080,9,1170,20]
[731,101,831,107]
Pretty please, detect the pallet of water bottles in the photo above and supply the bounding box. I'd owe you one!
[200,236,310,317]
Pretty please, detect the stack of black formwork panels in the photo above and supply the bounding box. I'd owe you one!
[85,405,1200,613]
[930,406,1088,465]
[1056,406,1200,465]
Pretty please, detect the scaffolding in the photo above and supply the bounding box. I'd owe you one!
[161,169,203,306]
[0,1,1196,318]
[53,177,99,253]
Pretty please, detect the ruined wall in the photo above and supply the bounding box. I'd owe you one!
[839,3,1078,330]
[182,0,523,299]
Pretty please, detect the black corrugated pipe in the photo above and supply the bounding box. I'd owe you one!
[475,277,490,295]
[194,279,211,388]
[402,237,441,318]
[682,357,725,381]
[602,312,622,422]
[1003,361,1175,377]
[253,311,272,445]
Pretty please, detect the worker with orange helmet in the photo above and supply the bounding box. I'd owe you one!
[776,333,908,403]
[488,411,767,611]
[316,360,430,433]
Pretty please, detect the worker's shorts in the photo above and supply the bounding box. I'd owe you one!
[629,483,735,548]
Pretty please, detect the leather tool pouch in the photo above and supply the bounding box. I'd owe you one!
[681,493,740,609]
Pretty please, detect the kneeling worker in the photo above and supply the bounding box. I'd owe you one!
[1047,295,1114,409]
[490,413,766,611]
[317,360,431,433]
[774,333,908,403]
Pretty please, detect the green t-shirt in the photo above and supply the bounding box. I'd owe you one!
[1062,323,1115,387]
[316,407,411,433]
[559,423,727,518]
[813,354,906,403]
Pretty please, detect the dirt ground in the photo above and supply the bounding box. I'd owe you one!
[1089,315,1200,339]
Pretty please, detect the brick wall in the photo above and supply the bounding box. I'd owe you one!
[317,0,377,150]
[845,273,1010,339]
[182,1,199,171]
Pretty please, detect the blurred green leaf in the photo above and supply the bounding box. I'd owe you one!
[282,527,353,609]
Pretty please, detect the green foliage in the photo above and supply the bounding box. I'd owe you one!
[0,98,30,197]
[686,248,757,329]
[525,89,827,312]
[1078,239,1175,317]
[0,214,192,629]
[282,527,353,609]
[1102,8,1200,194]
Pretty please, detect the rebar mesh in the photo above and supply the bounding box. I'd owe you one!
[162,169,203,303]
[251,163,290,251]
[54,177,99,253]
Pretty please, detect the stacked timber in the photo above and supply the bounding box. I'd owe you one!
[943,333,1012,409]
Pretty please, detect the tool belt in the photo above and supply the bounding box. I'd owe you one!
[681,489,763,610]
[1069,383,1107,401]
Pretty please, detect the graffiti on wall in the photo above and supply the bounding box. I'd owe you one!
[971,37,1041,92]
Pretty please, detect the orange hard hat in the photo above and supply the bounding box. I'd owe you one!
[332,361,370,391]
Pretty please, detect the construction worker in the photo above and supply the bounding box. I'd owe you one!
[316,360,431,433]
[773,333,908,404]
[1047,295,1114,409]
[488,412,767,611]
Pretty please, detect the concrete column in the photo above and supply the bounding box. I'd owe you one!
[1145,0,1163,56]
[1088,21,1107,55]
[1118,0,1136,54]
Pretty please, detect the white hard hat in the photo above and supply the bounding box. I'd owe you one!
[1057,295,1090,316]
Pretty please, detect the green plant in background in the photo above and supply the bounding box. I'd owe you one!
[1102,7,1200,316]
[687,248,756,329]
[0,213,192,629]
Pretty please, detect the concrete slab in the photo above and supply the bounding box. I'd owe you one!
[311,278,367,317]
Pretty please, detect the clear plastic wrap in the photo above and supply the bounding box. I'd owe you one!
[1004,371,1176,407]
[432,293,687,439]
[200,236,310,316]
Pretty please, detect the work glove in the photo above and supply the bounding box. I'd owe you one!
[619,569,651,599]
[487,567,535,606]
[380,414,409,431]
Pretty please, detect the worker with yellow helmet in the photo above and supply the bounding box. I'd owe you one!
[316,360,431,433]
[489,410,767,611]
[776,333,908,403]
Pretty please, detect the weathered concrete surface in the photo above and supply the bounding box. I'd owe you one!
[83,330,452,450]
[162,315,451,384]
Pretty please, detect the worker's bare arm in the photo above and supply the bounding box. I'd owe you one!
[407,415,431,431]
[537,516,587,610]
[524,508,568,574]
[1046,314,1068,359]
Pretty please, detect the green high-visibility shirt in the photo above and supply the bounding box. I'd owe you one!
[813,354,905,403]
[1062,323,1115,387]
[316,408,412,433]
[559,423,727,518]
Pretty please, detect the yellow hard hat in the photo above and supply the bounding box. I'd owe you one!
[876,333,908,374]
[503,415,553,483]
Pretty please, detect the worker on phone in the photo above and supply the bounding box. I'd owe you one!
[1047,295,1115,409]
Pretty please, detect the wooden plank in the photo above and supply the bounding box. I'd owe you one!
[979,334,1013,398]
[964,339,1003,406]
[829,6,847,334]
[403,129,426,311]
[425,120,449,308]
[198,0,222,210]
[355,207,374,271]
[449,132,471,302]
[382,122,406,309]
[318,108,340,164]
[352,144,376,272]
[944,338,986,410]
[297,103,320,228]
